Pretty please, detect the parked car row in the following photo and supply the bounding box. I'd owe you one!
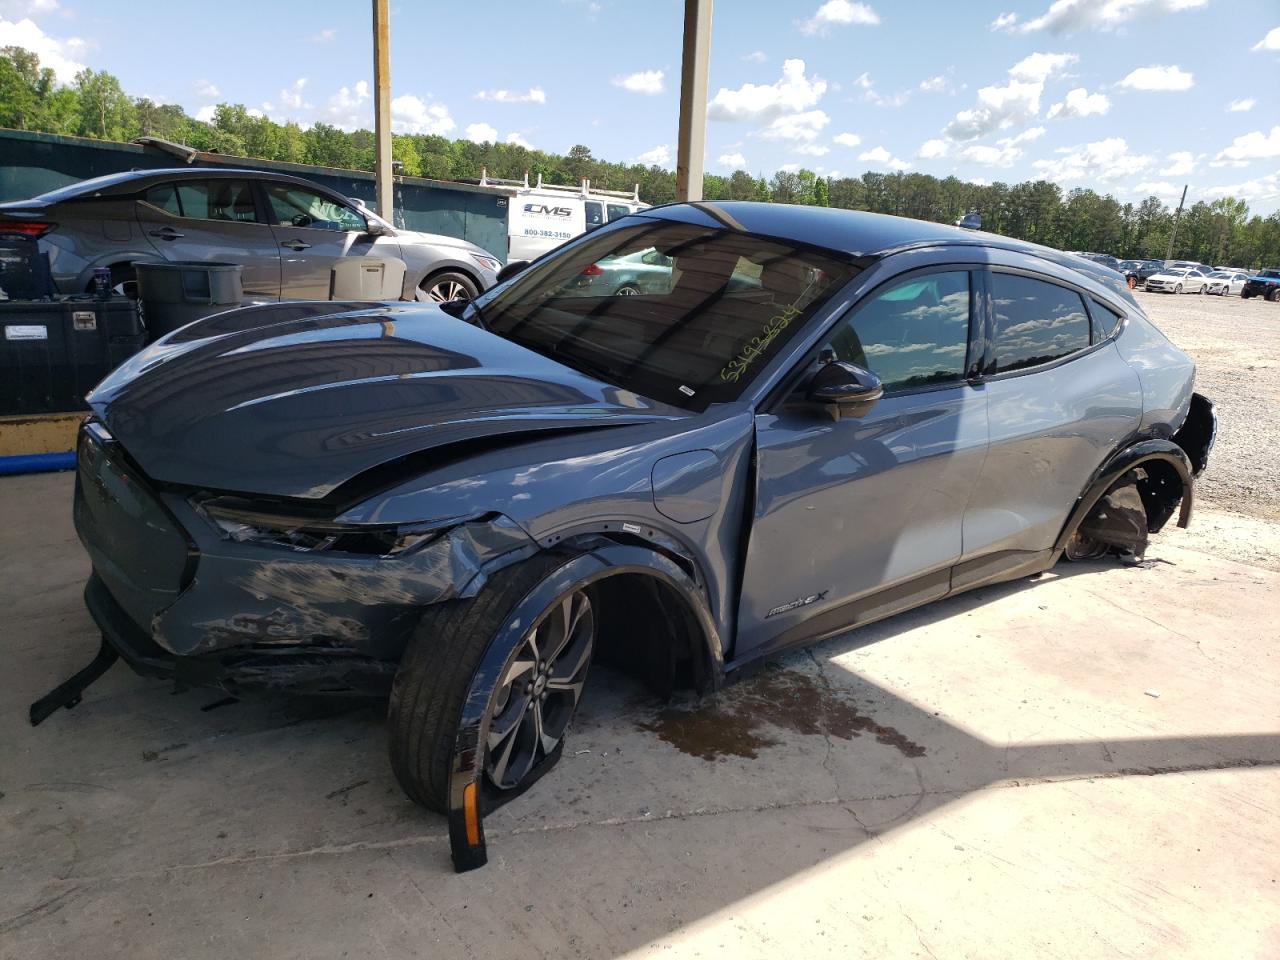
[1072,251,1278,300]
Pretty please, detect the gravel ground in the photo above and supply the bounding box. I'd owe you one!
[1134,288,1280,521]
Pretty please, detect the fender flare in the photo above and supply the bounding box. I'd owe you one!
[1053,439,1193,558]
[445,543,723,872]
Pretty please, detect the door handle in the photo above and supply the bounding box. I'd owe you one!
[280,239,311,251]
[148,228,184,240]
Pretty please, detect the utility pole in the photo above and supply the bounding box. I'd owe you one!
[1165,183,1188,262]
[372,0,393,221]
[675,0,713,202]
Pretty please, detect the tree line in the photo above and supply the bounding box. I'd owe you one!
[3,46,1277,268]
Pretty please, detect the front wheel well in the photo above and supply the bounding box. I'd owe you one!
[590,572,715,698]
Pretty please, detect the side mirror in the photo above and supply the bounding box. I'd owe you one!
[806,360,883,414]
[496,260,531,284]
[364,218,389,237]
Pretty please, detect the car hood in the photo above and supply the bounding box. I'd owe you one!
[1147,273,1188,282]
[88,303,684,500]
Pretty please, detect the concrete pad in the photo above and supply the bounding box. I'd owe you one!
[1,472,1278,959]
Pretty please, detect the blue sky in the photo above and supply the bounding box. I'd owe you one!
[2,0,1278,212]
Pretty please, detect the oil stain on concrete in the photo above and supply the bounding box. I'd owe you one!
[636,667,926,761]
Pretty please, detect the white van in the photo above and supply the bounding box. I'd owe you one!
[480,172,649,262]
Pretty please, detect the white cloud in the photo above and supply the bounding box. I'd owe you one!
[859,145,910,171]
[194,79,219,99]
[0,16,85,82]
[743,50,767,63]
[309,27,336,43]
[274,78,309,112]
[1202,171,1280,205]
[247,107,264,118]
[757,109,830,143]
[631,144,671,166]
[853,72,873,90]
[718,151,747,168]
[1117,64,1194,91]
[0,0,61,15]
[917,138,950,159]
[505,132,534,149]
[323,80,370,129]
[465,122,498,143]
[1227,98,1256,113]
[961,127,1046,167]
[1047,86,1110,119]
[474,87,547,104]
[1214,126,1280,163]
[613,70,665,95]
[795,143,830,156]
[194,105,217,123]
[708,58,826,122]
[799,0,880,35]
[1033,137,1152,182]
[1133,180,1183,199]
[1009,51,1077,82]
[1005,0,1206,34]
[833,131,862,147]
[390,95,455,135]
[1159,150,1197,176]
[943,52,1075,141]
[918,75,950,93]
[1252,26,1280,51]
[779,163,801,173]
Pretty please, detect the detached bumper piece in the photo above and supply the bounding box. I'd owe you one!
[29,634,119,726]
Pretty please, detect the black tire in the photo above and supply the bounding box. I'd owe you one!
[387,556,591,813]
[417,270,480,303]
[1268,288,1280,303]
[614,283,642,296]
[1174,283,1182,295]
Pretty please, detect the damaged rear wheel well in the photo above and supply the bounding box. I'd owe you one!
[1132,460,1185,534]
[590,573,714,698]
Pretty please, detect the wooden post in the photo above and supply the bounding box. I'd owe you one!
[372,0,393,221]
[675,0,713,202]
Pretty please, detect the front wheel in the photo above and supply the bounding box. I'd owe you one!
[1268,288,1280,303]
[417,271,479,304]
[1174,284,1183,295]
[387,559,595,812]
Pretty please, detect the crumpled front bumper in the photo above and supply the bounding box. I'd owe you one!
[74,425,539,691]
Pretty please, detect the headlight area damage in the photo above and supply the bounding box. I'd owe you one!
[30,489,541,725]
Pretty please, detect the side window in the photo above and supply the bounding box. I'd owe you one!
[174,180,259,222]
[822,271,971,391]
[1090,300,1123,341]
[606,203,631,222]
[265,183,366,232]
[584,201,604,231]
[991,273,1091,373]
[143,183,181,215]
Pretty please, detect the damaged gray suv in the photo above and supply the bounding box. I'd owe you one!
[41,201,1215,871]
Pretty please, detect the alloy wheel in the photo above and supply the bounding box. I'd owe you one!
[615,284,641,296]
[428,279,470,302]
[485,589,595,790]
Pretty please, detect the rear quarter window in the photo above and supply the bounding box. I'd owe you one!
[991,273,1091,373]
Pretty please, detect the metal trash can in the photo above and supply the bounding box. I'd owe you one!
[135,261,243,339]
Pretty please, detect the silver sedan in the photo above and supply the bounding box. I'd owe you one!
[0,167,499,302]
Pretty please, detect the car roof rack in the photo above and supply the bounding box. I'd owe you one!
[477,168,640,203]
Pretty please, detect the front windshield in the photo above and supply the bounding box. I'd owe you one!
[476,221,862,410]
